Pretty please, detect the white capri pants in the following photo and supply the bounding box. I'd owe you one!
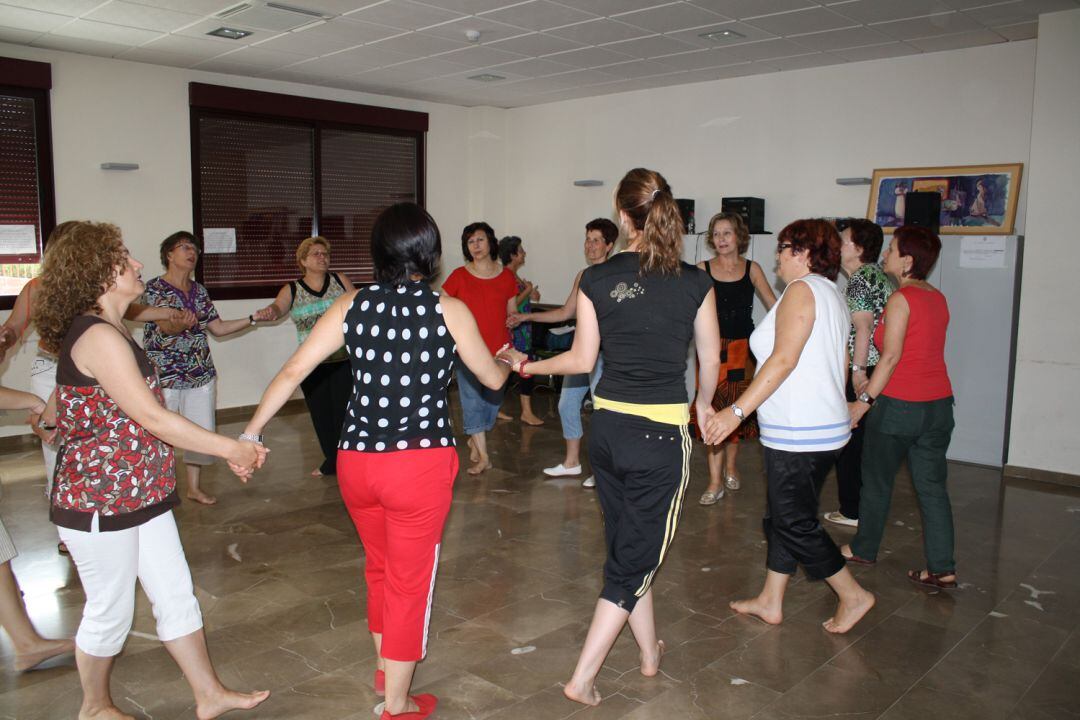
[163,379,216,466]
[30,354,58,493]
[57,510,203,657]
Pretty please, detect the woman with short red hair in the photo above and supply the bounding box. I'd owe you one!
[706,219,875,634]
[844,226,957,589]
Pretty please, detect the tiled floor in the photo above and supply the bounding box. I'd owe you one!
[1,392,1078,719]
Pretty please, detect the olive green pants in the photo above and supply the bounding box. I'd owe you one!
[851,395,956,573]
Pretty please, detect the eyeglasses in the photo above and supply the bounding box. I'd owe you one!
[175,243,200,255]
[776,243,794,253]
[307,251,330,259]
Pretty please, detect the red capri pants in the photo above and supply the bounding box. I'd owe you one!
[337,446,458,662]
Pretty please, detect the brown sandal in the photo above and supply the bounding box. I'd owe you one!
[907,569,957,589]
[840,549,875,565]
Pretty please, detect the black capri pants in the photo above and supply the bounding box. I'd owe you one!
[590,409,692,613]
[763,446,846,580]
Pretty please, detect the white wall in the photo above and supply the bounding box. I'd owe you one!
[1007,9,1080,475]
[0,44,475,437]
[502,40,1037,303]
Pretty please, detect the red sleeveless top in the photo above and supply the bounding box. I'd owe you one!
[874,286,953,402]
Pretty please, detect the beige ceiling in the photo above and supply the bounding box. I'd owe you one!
[0,0,1068,107]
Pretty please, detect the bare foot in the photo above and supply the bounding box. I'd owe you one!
[310,467,324,478]
[467,437,480,463]
[467,457,492,475]
[563,678,601,706]
[79,707,136,720]
[823,590,876,634]
[15,637,75,672]
[520,414,545,426]
[730,596,783,625]
[640,639,665,677]
[187,490,217,505]
[497,411,513,421]
[195,689,270,720]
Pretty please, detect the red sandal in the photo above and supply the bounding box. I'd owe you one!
[907,569,957,589]
[380,693,438,719]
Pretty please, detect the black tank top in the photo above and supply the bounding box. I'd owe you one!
[338,281,457,453]
[706,259,755,339]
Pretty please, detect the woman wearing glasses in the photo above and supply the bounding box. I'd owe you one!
[258,236,356,479]
[142,231,275,505]
[704,220,874,634]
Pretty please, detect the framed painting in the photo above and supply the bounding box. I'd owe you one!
[867,163,1023,235]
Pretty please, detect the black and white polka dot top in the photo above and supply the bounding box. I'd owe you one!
[338,282,457,453]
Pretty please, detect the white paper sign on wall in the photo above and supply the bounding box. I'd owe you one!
[204,228,237,254]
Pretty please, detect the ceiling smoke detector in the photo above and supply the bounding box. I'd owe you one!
[699,28,745,42]
[465,29,481,42]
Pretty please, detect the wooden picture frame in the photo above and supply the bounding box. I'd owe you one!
[867,163,1023,235]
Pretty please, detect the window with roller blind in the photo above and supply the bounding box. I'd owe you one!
[0,58,55,310]
[190,83,427,300]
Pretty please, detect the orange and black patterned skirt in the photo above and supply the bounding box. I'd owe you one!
[704,337,758,442]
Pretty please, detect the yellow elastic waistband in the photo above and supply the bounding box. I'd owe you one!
[593,396,689,426]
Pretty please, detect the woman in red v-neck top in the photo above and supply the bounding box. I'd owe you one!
[441,222,518,475]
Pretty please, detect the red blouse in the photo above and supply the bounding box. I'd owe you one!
[441,266,517,354]
[874,285,953,402]
[52,316,178,532]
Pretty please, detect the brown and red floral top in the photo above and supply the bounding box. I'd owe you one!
[51,315,178,532]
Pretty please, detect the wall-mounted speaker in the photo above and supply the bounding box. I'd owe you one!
[904,191,941,234]
[676,198,695,234]
[721,197,766,234]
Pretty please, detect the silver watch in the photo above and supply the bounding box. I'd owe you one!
[731,404,745,420]
[851,363,866,373]
[238,432,264,444]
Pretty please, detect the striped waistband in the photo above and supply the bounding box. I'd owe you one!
[758,419,851,448]
[593,396,689,426]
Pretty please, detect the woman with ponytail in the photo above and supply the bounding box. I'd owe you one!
[500,168,720,707]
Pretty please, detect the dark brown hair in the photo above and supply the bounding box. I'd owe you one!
[706,212,750,254]
[460,222,497,263]
[585,217,618,246]
[159,230,200,269]
[843,218,884,264]
[614,168,683,275]
[778,219,842,280]
[893,225,941,280]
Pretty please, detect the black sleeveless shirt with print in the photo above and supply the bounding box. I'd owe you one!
[338,281,457,453]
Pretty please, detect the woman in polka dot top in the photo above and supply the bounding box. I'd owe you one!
[243,203,512,720]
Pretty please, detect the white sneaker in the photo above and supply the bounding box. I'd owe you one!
[824,511,859,528]
[543,463,582,477]
[581,476,596,488]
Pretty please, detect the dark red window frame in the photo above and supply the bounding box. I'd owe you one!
[189,83,427,301]
[0,57,54,311]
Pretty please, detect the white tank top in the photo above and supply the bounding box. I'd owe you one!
[749,273,851,452]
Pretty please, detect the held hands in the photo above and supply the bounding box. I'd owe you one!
[496,345,528,373]
[702,404,742,445]
[27,400,58,445]
[252,306,277,322]
[852,370,869,395]
[506,313,524,328]
[227,440,269,482]
[167,308,198,329]
[848,401,870,429]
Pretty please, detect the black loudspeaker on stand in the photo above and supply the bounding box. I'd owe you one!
[721,197,767,234]
[904,191,941,234]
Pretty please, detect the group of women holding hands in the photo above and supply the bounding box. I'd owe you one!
[0,164,959,718]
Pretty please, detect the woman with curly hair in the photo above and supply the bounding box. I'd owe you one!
[502,168,720,707]
[37,221,269,720]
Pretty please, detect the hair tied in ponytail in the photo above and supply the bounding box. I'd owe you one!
[651,189,660,200]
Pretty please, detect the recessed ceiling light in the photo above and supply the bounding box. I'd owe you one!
[699,28,745,42]
[265,2,329,18]
[207,26,253,39]
[468,73,505,82]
